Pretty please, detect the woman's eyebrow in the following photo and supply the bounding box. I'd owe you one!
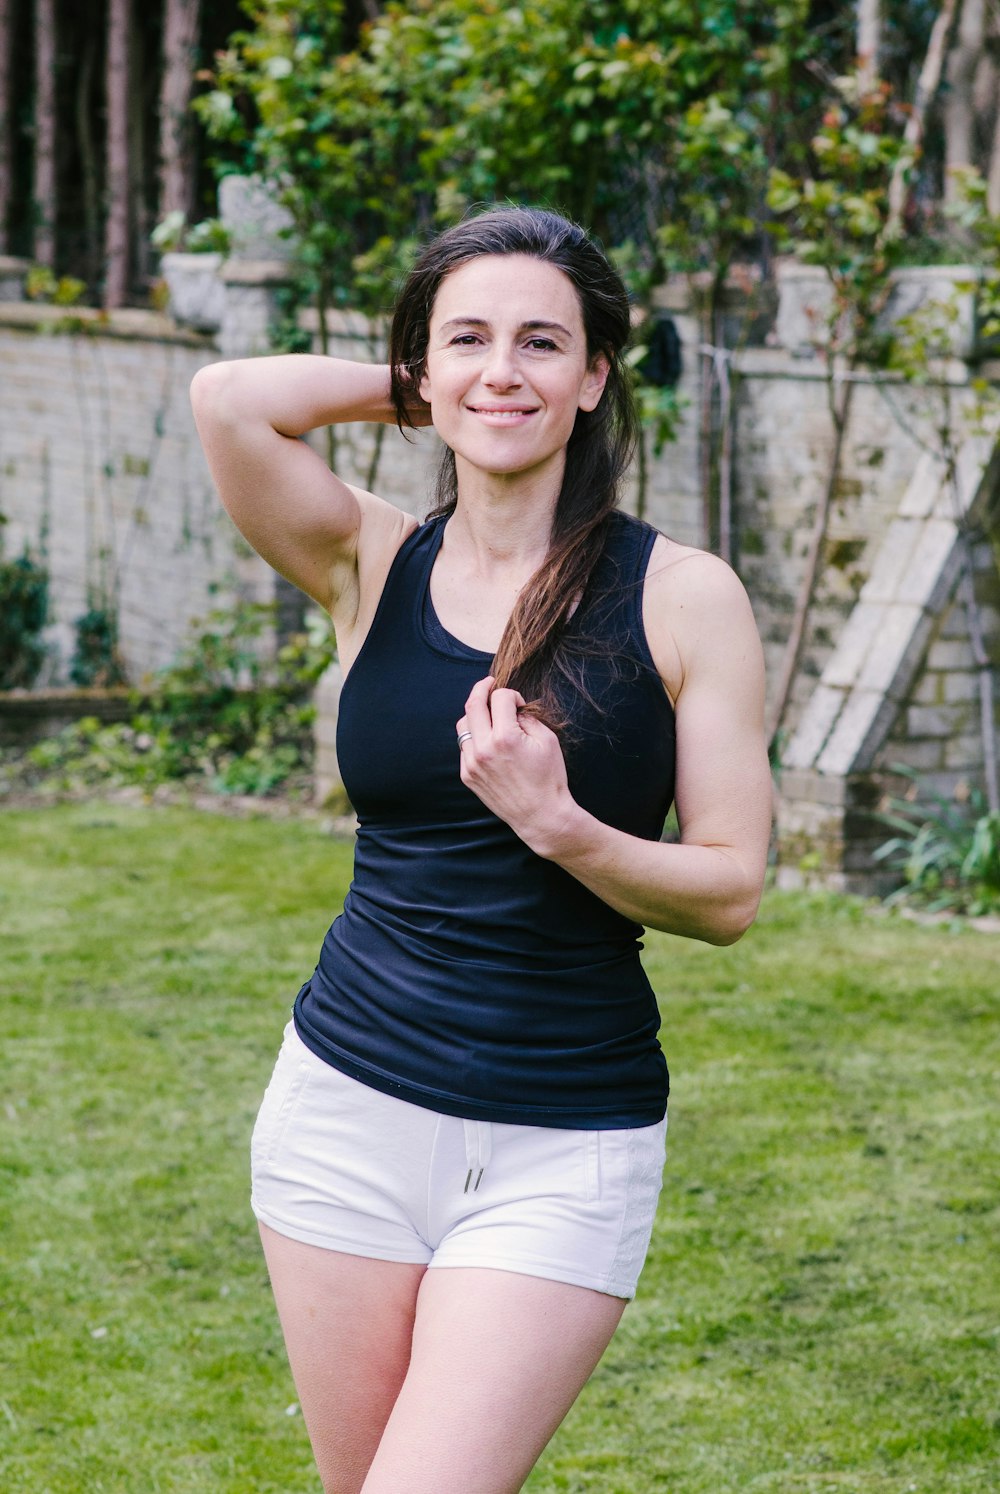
[438,316,575,338]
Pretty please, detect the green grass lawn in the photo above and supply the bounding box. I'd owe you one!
[1,801,997,1493]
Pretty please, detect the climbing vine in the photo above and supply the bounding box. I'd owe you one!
[0,528,49,690]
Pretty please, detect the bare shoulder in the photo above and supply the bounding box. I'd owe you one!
[642,533,763,702]
[645,533,751,610]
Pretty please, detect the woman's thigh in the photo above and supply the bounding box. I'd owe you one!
[259,1223,426,1494]
[361,1265,627,1494]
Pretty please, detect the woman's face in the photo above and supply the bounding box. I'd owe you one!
[418,254,609,486]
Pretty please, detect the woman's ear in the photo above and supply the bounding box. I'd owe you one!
[418,367,432,404]
[578,353,610,412]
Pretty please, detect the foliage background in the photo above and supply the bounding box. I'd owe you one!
[7,2,1000,303]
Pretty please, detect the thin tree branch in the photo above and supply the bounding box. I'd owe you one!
[33,0,57,267]
[857,0,881,93]
[0,0,12,254]
[158,0,204,221]
[886,0,960,236]
[104,0,131,307]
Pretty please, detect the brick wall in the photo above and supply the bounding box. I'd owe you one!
[0,306,274,684]
[875,538,1000,794]
[0,298,439,685]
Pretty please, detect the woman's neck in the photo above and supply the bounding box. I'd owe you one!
[447,457,562,575]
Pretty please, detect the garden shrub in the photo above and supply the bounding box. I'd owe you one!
[0,543,49,690]
[70,606,128,687]
[875,771,1000,916]
[8,600,335,799]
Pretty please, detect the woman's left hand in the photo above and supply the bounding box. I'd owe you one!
[456,676,577,853]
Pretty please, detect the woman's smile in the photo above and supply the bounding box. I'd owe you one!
[465,403,539,423]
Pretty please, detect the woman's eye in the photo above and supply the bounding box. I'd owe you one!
[450,334,481,346]
[526,337,557,351]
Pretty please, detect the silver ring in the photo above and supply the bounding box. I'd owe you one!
[457,730,473,748]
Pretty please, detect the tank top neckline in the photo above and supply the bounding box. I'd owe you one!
[418,516,501,665]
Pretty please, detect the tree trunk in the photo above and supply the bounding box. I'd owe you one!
[158,0,203,222]
[33,0,58,267]
[104,0,130,307]
[972,51,996,132]
[885,0,960,237]
[981,13,1000,213]
[943,0,985,203]
[972,54,998,200]
[76,32,101,287]
[0,0,12,253]
[857,0,881,91]
[128,36,149,287]
[988,86,1000,214]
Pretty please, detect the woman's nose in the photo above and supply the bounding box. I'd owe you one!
[481,342,522,388]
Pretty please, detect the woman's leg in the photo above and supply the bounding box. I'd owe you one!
[361,1266,627,1494]
[258,1223,426,1494]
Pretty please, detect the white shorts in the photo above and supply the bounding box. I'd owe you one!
[251,1022,668,1300]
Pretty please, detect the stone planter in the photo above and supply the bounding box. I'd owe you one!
[0,256,31,303]
[775,260,984,360]
[161,251,226,333]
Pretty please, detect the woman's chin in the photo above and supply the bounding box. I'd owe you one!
[451,443,568,489]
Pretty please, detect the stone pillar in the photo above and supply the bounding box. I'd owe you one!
[218,260,296,359]
[215,174,297,358]
[218,175,296,263]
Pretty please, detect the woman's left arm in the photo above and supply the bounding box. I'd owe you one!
[457,551,772,946]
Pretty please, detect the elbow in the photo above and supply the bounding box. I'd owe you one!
[706,918,751,948]
[190,360,232,422]
[701,887,763,946]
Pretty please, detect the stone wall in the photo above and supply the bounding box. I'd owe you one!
[0,305,276,684]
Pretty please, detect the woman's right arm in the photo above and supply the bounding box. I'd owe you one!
[190,355,418,618]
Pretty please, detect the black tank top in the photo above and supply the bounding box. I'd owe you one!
[294,510,675,1127]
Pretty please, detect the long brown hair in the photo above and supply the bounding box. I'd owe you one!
[389,207,638,730]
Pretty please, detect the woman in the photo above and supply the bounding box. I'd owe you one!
[191,206,771,1493]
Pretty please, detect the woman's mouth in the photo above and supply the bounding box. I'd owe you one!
[466,405,538,421]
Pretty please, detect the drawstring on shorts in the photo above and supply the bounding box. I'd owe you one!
[462,1119,492,1192]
